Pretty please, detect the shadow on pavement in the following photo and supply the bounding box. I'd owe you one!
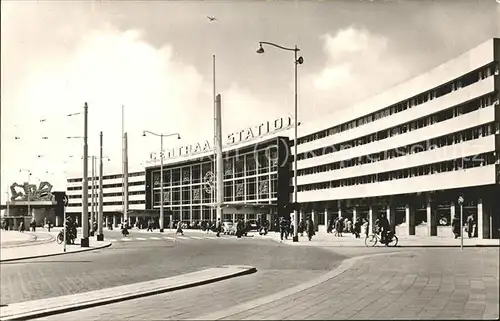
[2,260,94,265]
[397,245,500,248]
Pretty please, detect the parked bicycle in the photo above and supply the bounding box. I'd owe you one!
[365,231,398,247]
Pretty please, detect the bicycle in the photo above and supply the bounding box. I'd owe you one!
[365,231,398,247]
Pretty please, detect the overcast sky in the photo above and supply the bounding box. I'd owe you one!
[1,0,499,195]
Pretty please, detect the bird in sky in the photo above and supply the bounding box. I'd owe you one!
[207,16,217,22]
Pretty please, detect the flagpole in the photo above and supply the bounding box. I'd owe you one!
[121,105,125,226]
[213,54,216,222]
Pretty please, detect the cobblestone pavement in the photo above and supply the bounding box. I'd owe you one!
[0,238,345,304]
[38,247,499,320]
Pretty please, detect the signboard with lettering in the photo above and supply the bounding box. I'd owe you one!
[147,116,294,161]
[226,116,293,145]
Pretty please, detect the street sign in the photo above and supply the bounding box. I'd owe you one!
[458,195,464,250]
[63,195,69,207]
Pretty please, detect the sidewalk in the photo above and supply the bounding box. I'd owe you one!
[256,231,500,247]
[31,247,499,320]
[0,230,35,245]
[0,238,111,262]
[0,231,54,248]
[0,265,256,321]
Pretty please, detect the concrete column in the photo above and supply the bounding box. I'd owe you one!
[76,215,80,227]
[450,201,456,221]
[13,218,17,230]
[477,199,483,239]
[369,206,378,233]
[113,215,117,227]
[55,215,60,227]
[312,209,318,231]
[405,204,416,235]
[338,207,342,219]
[352,207,357,223]
[299,209,304,222]
[426,201,437,236]
[324,208,328,228]
[477,198,490,239]
[387,205,396,232]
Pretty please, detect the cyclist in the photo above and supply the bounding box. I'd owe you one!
[375,213,390,243]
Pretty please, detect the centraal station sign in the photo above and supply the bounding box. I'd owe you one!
[226,116,293,145]
[149,116,293,160]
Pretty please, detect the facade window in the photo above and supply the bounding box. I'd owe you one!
[245,154,256,176]
[224,181,234,202]
[296,63,495,147]
[257,150,269,174]
[234,157,244,178]
[224,159,234,179]
[192,165,201,184]
[171,169,180,186]
[297,152,496,193]
[247,177,256,200]
[234,179,245,201]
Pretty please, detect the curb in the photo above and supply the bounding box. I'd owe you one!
[192,251,419,321]
[0,242,112,263]
[258,234,500,248]
[0,265,256,321]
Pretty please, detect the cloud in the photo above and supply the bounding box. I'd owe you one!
[1,24,277,191]
[301,26,411,120]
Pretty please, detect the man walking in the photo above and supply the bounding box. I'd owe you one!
[216,218,222,237]
[279,217,289,242]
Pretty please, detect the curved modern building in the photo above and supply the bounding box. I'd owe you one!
[65,38,499,239]
[294,38,499,238]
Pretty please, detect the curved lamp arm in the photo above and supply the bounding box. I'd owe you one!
[142,130,181,139]
[259,41,299,52]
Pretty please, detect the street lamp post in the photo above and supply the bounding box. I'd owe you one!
[82,102,89,247]
[90,155,96,236]
[97,131,105,241]
[143,131,181,232]
[256,41,303,242]
[66,104,89,246]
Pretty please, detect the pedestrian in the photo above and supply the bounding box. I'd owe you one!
[47,220,52,232]
[452,216,460,239]
[30,219,36,232]
[335,217,343,237]
[466,213,475,238]
[353,218,362,238]
[279,217,288,242]
[19,221,25,233]
[176,220,184,236]
[147,219,153,232]
[306,216,315,241]
[299,218,305,236]
[327,218,333,234]
[216,218,221,237]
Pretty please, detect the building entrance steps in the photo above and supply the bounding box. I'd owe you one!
[0,265,256,321]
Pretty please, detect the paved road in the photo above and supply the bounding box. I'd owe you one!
[0,231,53,248]
[39,247,499,320]
[0,230,346,305]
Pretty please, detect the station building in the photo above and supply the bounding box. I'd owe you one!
[65,38,500,239]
